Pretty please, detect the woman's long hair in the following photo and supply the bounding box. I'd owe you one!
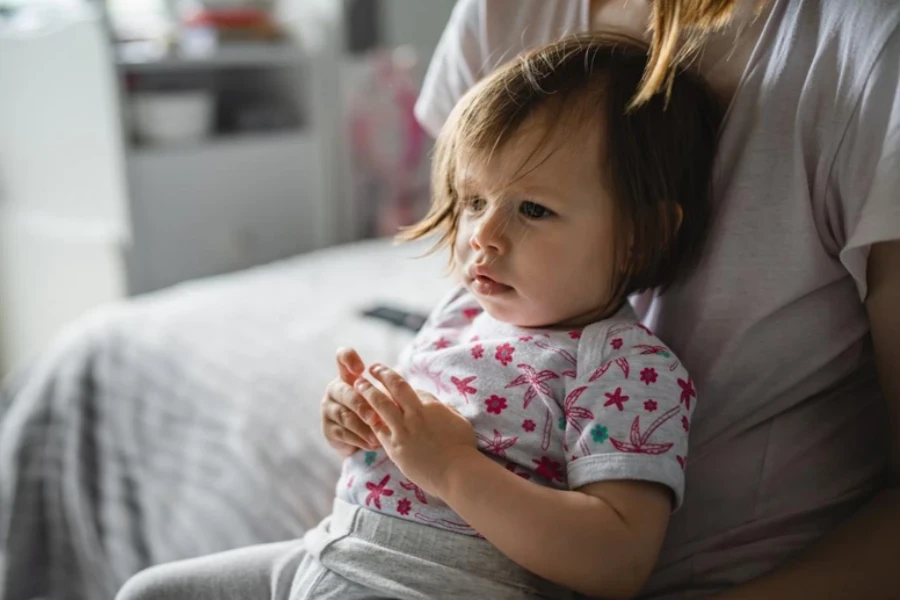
[633,0,766,107]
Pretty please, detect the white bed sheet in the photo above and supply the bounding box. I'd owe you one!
[0,236,456,600]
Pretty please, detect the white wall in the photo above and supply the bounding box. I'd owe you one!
[0,6,130,376]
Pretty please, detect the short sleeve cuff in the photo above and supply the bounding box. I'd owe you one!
[413,94,447,140]
[568,453,686,512]
[841,207,900,300]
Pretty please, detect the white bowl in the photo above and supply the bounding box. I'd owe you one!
[131,91,214,146]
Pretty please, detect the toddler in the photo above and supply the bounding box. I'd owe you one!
[118,32,721,600]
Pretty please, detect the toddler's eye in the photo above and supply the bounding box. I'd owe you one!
[467,197,487,212]
[519,201,553,219]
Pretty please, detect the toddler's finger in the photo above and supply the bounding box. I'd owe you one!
[336,347,365,384]
[416,390,439,404]
[328,422,380,450]
[326,423,371,452]
[355,378,404,434]
[329,440,356,458]
[327,379,373,419]
[328,405,379,448]
[368,364,419,412]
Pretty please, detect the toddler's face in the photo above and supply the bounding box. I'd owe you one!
[453,114,620,328]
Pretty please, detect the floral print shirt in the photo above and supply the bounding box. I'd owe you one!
[336,287,695,535]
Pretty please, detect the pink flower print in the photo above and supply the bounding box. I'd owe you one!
[433,337,451,350]
[610,337,624,350]
[676,455,686,469]
[589,362,612,382]
[451,375,477,404]
[592,358,630,381]
[518,335,533,342]
[608,324,633,337]
[541,407,553,451]
[462,307,480,320]
[634,344,672,358]
[640,367,658,385]
[568,330,582,340]
[636,323,654,336]
[506,462,531,480]
[485,395,508,415]
[365,475,394,510]
[603,387,630,411]
[610,406,678,455]
[495,343,515,366]
[476,429,519,458]
[532,340,577,372]
[396,498,412,516]
[563,386,595,455]
[408,358,451,395]
[471,344,485,360]
[505,363,559,409]
[346,476,354,489]
[400,479,428,504]
[678,377,696,410]
[532,456,564,482]
[682,415,691,432]
[644,399,658,412]
[522,419,536,432]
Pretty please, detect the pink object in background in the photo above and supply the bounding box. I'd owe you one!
[349,45,428,238]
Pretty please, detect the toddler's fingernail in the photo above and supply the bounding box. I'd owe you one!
[371,364,385,373]
[355,379,369,390]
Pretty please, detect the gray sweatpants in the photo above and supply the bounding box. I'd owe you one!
[116,499,578,599]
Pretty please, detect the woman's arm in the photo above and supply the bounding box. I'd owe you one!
[437,448,671,599]
[715,239,900,599]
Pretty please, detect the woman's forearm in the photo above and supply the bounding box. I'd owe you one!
[714,485,900,599]
[436,448,651,599]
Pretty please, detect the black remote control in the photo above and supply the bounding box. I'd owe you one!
[361,305,428,332]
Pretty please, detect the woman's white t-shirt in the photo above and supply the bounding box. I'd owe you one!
[415,0,900,597]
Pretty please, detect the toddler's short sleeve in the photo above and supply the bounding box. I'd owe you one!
[565,322,695,510]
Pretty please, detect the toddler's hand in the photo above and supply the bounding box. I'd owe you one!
[354,363,477,497]
[320,348,380,458]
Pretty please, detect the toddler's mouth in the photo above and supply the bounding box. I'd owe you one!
[471,275,513,296]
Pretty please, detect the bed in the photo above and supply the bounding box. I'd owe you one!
[0,237,453,600]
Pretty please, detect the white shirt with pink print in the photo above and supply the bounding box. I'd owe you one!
[336,287,695,535]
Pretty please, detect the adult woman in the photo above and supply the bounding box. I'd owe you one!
[333,0,900,597]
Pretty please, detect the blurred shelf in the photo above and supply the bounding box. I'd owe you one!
[128,129,312,158]
[117,43,307,72]
[125,128,323,294]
